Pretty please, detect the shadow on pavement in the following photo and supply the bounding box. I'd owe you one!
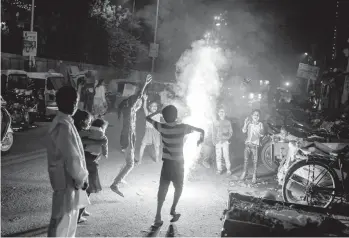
[165,224,178,237]
[5,225,48,237]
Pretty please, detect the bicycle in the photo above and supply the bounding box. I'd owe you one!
[282,141,349,208]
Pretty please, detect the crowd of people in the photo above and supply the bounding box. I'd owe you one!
[45,80,267,237]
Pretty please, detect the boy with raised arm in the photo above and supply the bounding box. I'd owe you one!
[136,94,162,165]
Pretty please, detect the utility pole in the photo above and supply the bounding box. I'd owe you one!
[29,0,35,71]
[150,0,160,73]
[132,0,136,14]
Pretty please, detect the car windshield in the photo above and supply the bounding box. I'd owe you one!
[7,74,28,89]
[47,77,70,90]
[31,78,46,90]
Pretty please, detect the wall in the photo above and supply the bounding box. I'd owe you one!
[1,52,120,81]
[1,53,175,86]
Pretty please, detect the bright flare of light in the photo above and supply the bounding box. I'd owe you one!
[176,42,226,181]
[204,32,211,38]
[304,52,308,56]
[216,23,221,26]
[285,82,290,86]
[249,93,254,99]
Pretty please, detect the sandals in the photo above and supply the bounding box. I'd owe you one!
[170,213,181,223]
[151,220,164,229]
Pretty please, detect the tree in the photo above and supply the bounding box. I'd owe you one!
[89,0,148,75]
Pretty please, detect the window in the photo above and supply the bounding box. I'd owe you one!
[47,77,69,90]
[7,74,28,89]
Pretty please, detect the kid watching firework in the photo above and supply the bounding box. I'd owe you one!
[241,109,264,183]
[212,108,233,175]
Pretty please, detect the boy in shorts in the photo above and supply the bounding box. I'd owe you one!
[146,105,205,227]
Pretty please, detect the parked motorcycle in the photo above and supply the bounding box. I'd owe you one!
[260,120,330,173]
[1,96,14,155]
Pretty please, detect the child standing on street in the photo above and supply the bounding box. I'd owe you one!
[241,109,264,183]
[146,105,205,228]
[136,94,162,165]
[212,108,233,175]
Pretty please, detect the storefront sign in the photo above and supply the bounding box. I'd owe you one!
[149,43,159,58]
[297,63,320,81]
[22,31,37,56]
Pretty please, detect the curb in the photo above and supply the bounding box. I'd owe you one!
[1,148,47,167]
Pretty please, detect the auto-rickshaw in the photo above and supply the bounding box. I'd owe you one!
[1,70,29,96]
[1,70,37,126]
[27,72,70,117]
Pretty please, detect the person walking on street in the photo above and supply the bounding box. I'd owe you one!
[77,77,86,110]
[46,86,89,237]
[146,105,205,228]
[92,78,108,119]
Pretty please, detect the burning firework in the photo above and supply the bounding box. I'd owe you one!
[175,39,230,180]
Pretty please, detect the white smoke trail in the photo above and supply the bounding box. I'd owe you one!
[174,39,230,179]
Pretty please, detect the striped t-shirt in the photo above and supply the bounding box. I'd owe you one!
[150,121,193,162]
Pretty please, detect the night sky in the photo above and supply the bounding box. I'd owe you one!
[134,0,341,57]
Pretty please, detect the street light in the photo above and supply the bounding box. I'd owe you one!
[304,52,308,56]
[285,82,290,87]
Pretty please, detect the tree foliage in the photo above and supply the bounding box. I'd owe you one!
[1,0,148,72]
[88,0,148,73]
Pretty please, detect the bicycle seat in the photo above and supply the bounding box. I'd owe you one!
[329,145,349,157]
[313,141,349,157]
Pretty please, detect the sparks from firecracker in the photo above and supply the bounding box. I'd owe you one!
[174,13,230,181]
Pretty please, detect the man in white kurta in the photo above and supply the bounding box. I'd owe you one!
[46,86,90,237]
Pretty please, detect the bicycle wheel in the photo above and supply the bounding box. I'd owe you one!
[282,159,337,208]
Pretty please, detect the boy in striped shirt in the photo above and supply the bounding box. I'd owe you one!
[146,105,205,227]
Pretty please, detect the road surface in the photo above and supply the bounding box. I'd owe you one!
[2,113,231,237]
[4,112,337,237]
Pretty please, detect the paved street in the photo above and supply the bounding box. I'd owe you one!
[3,112,348,237]
[1,113,230,237]
[1,112,279,237]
